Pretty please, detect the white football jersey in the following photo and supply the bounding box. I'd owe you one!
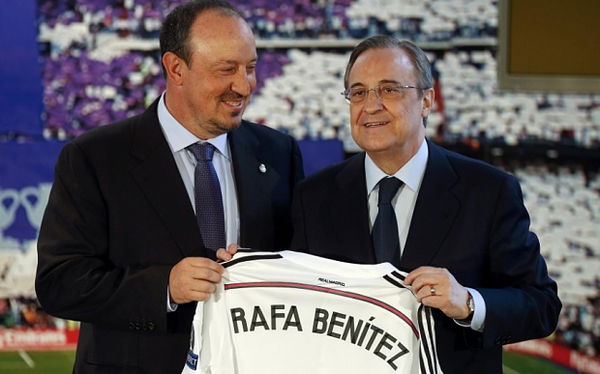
[183,250,443,374]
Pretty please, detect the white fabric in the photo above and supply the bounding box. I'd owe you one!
[183,250,443,374]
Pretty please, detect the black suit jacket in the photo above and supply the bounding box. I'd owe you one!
[36,99,304,374]
[291,140,560,374]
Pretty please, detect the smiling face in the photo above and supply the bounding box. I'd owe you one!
[348,47,434,173]
[163,10,257,139]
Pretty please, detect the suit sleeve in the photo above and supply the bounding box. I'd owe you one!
[35,141,176,333]
[477,175,561,347]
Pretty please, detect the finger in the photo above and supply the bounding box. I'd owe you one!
[227,243,239,254]
[185,257,225,274]
[414,283,440,302]
[410,273,443,294]
[420,294,446,309]
[184,289,212,302]
[189,279,218,295]
[216,248,234,262]
[171,276,219,303]
[405,266,439,284]
[188,267,223,283]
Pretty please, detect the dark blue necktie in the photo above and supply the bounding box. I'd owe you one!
[372,177,403,265]
[187,143,226,251]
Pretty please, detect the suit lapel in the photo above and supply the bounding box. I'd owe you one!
[332,154,376,263]
[400,141,460,271]
[229,122,280,247]
[129,101,205,258]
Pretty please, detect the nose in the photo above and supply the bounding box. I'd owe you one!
[362,89,383,113]
[231,69,255,97]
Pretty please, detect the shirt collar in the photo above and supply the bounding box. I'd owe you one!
[157,93,230,159]
[365,139,429,194]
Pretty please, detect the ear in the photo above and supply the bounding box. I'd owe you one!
[421,88,435,118]
[162,52,186,86]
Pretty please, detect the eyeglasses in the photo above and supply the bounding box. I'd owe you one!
[341,83,426,104]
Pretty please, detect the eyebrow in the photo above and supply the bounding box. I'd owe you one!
[349,79,401,89]
[212,58,258,66]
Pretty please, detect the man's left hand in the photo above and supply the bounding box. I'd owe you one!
[405,266,470,320]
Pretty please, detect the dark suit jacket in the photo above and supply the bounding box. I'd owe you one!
[36,99,304,374]
[291,140,560,374]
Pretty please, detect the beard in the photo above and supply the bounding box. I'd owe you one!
[203,91,248,136]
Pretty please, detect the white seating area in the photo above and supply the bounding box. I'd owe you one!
[515,166,600,356]
[0,242,37,299]
[244,50,352,145]
[436,51,600,146]
[517,167,600,305]
[244,49,600,149]
[346,0,497,39]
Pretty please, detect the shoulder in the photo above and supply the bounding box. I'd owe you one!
[238,120,296,145]
[70,107,152,152]
[72,118,133,149]
[296,153,363,192]
[232,120,301,162]
[58,105,158,168]
[430,142,516,185]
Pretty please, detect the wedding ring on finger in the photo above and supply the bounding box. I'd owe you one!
[430,286,436,295]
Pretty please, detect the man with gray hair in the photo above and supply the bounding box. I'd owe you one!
[291,35,560,373]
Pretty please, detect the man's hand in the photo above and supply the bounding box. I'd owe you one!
[168,257,224,304]
[405,266,470,319]
[216,243,240,262]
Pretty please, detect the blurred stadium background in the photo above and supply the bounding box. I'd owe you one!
[1,0,599,373]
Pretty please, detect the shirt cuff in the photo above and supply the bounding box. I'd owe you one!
[454,287,485,332]
[167,286,178,312]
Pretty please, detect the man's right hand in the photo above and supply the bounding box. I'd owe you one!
[168,257,224,304]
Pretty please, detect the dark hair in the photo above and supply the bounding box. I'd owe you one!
[159,0,244,69]
[343,35,433,94]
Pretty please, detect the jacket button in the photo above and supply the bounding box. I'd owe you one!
[128,322,135,331]
[147,322,155,331]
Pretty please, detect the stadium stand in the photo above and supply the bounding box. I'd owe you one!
[1,0,599,366]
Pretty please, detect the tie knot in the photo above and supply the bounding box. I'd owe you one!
[378,177,402,205]
[188,142,216,162]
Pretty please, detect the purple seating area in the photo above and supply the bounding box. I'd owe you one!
[40,45,287,138]
[34,0,506,141]
[236,0,352,39]
[37,0,496,42]
[37,0,353,40]
[41,50,164,139]
[38,0,182,28]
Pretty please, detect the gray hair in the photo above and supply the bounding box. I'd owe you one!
[344,35,433,94]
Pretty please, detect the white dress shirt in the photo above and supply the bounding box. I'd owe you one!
[157,94,240,246]
[364,140,485,332]
[157,93,240,311]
